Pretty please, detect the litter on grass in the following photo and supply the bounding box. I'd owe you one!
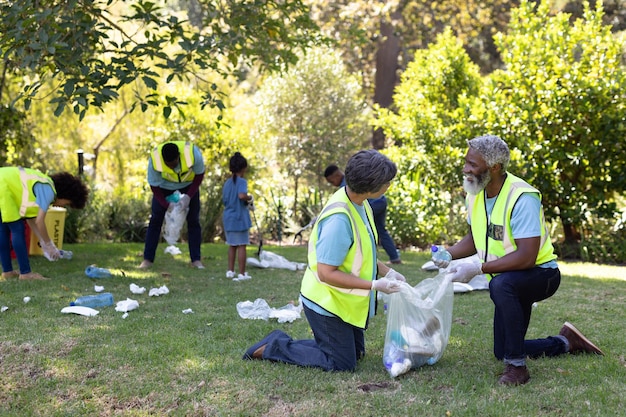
[130,283,146,294]
[237,298,302,323]
[61,306,99,316]
[115,298,139,313]
[149,285,169,297]
[246,250,306,271]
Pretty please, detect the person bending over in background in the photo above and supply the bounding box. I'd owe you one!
[222,152,254,282]
[0,167,89,280]
[434,134,603,386]
[140,141,205,269]
[243,150,406,371]
[324,164,401,264]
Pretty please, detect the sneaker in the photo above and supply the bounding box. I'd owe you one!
[498,364,530,386]
[234,272,252,282]
[191,260,205,269]
[226,270,236,279]
[559,322,604,355]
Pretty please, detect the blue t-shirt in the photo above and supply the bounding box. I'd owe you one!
[33,182,55,212]
[302,202,378,319]
[147,145,205,190]
[472,193,557,268]
[222,176,252,232]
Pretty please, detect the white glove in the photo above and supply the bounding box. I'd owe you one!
[179,193,191,210]
[41,240,61,261]
[384,268,406,282]
[248,202,255,211]
[371,278,401,294]
[449,262,483,283]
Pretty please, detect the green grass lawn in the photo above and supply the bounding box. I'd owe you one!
[1,243,625,416]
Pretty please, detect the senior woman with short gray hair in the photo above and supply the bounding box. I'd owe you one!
[243,149,406,371]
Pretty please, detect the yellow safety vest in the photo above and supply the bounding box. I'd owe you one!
[300,188,378,329]
[467,173,556,279]
[0,167,55,223]
[151,141,195,183]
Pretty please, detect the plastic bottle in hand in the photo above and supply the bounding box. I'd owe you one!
[166,190,181,203]
[59,250,73,260]
[85,265,112,279]
[431,245,452,267]
[70,292,114,308]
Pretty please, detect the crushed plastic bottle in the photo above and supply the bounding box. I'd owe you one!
[59,250,73,260]
[85,265,112,279]
[431,245,452,265]
[166,190,181,203]
[70,292,114,308]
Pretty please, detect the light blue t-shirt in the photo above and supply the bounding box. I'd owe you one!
[302,202,378,319]
[33,183,55,212]
[147,145,205,190]
[221,176,252,232]
[472,193,557,268]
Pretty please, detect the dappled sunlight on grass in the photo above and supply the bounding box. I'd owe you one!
[559,261,626,281]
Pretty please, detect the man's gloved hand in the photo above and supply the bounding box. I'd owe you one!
[371,278,402,294]
[384,268,406,282]
[179,193,191,210]
[449,262,483,283]
[41,240,61,261]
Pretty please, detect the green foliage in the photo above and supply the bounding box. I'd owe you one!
[0,0,320,119]
[484,0,626,234]
[376,30,482,247]
[255,45,370,220]
[0,105,36,167]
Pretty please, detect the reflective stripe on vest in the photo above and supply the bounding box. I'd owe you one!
[300,189,377,328]
[467,173,556,278]
[151,141,195,183]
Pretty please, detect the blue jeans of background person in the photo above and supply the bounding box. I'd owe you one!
[368,196,399,262]
[259,304,365,371]
[143,187,202,263]
[489,266,565,365]
[0,218,31,274]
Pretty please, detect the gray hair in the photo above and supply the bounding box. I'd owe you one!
[467,135,510,171]
[345,150,397,194]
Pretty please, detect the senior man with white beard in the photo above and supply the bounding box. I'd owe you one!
[433,135,603,386]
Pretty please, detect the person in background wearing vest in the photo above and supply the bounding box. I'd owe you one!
[222,152,254,281]
[0,167,89,280]
[324,164,402,265]
[139,141,205,269]
[243,150,406,371]
[432,135,603,386]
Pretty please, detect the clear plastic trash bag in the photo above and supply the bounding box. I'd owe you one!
[382,271,454,377]
[163,203,188,245]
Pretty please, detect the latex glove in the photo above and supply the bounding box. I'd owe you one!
[248,202,255,211]
[179,193,191,210]
[371,278,401,294]
[384,268,406,282]
[41,240,61,261]
[449,262,483,283]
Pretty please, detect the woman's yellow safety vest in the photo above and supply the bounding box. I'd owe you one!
[300,188,377,329]
[467,173,556,279]
[0,167,55,223]
[151,141,196,183]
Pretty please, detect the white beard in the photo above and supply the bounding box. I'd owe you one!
[463,171,491,195]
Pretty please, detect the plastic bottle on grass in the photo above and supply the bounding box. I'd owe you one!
[59,250,73,260]
[70,292,114,308]
[431,245,452,265]
[85,265,112,279]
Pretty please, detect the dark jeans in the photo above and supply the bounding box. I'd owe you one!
[369,196,399,262]
[143,187,201,263]
[0,217,31,274]
[489,266,565,363]
[260,305,365,371]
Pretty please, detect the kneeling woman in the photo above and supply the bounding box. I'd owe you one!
[243,150,405,371]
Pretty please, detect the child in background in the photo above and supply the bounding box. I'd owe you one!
[222,152,254,281]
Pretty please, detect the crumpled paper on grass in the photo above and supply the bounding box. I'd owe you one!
[115,298,139,313]
[236,298,302,323]
[149,285,169,297]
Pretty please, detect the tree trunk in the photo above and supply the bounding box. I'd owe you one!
[372,15,401,150]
